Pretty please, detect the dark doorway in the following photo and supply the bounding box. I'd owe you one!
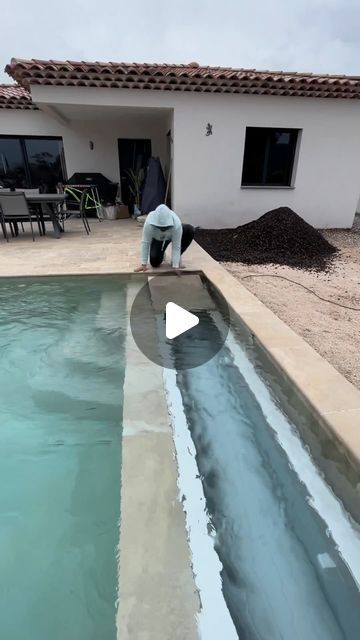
[118,139,151,213]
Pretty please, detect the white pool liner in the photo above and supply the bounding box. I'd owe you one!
[223,323,360,590]
[163,365,238,640]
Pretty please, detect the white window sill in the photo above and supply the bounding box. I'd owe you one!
[241,185,295,190]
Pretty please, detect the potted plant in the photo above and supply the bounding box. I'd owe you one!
[127,167,145,218]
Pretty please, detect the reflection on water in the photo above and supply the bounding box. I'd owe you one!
[174,312,360,640]
[0,278,126,640]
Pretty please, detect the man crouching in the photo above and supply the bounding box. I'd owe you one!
[134,204,194,273]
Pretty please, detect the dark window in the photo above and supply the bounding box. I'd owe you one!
[0,136,66,191]
[0,138,27,188]
[24,138,65,192]
[241,128,299,187]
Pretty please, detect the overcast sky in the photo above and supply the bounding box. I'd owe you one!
[1,0,360,82]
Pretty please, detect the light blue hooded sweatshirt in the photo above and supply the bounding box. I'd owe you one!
[141,204,183,267]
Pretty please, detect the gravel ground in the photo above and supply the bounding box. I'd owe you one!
[223,216,360,390]
[196,207,337,272]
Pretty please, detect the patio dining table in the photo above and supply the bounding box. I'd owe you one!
[25,193,67,239]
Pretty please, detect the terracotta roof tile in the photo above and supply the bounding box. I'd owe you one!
[0,84,37,109]
[4,58,360,99]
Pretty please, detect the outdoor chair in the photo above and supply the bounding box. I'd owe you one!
[16,188,40,233]
[57,186,91,235]
[79,188,91,234]
[15,188,40,196]
[0,192,42,242]
[0,188,42,234]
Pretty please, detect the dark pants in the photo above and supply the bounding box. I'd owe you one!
[150,223,195,267]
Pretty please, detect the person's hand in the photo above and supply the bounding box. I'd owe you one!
[134,264,148,273]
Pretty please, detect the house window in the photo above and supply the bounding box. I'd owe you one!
[241,127,299,187]
[0,136,66,192]
[0,138,27,188]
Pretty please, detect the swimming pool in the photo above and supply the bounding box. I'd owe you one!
[0,277,126,640]
[0,274,359,640]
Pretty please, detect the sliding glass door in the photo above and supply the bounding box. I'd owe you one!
[0,138,27,188]
[0,136,66,192]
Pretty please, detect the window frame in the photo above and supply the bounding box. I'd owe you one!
[0,134,67,189]
[241,127,300,188]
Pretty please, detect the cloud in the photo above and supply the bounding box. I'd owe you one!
[1,0,360,82]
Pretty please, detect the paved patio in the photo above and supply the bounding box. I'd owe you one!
[0,218,201,277]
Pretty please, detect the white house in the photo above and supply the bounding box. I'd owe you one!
[1,57,360,228]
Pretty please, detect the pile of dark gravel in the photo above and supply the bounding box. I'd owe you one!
[195,207,338,271]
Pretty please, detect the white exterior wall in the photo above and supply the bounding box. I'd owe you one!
[172,93,360,228]
[2,85,360,228]
[0,109,168,185]
[62,118,168,183]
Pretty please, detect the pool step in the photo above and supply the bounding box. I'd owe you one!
[30,296,124,410]
[62,295,124,365]
[148,274,216,313]
[95,290,126,332]
[30,363,121,406]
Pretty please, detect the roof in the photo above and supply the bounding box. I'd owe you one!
[0,84,37,109]
[4,58,360,100]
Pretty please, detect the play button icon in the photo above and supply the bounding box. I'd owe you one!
[165,302,199,339]
[130,274,230,370]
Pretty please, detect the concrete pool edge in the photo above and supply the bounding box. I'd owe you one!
[116,280,200,639]
[190,243,360,472]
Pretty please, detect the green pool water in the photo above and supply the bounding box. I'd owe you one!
[0,277,126,640]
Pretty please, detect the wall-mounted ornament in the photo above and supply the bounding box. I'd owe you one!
[89,140,94,150]
[206,123,213,136]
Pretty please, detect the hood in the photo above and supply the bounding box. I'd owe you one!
[150,204,174,227]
